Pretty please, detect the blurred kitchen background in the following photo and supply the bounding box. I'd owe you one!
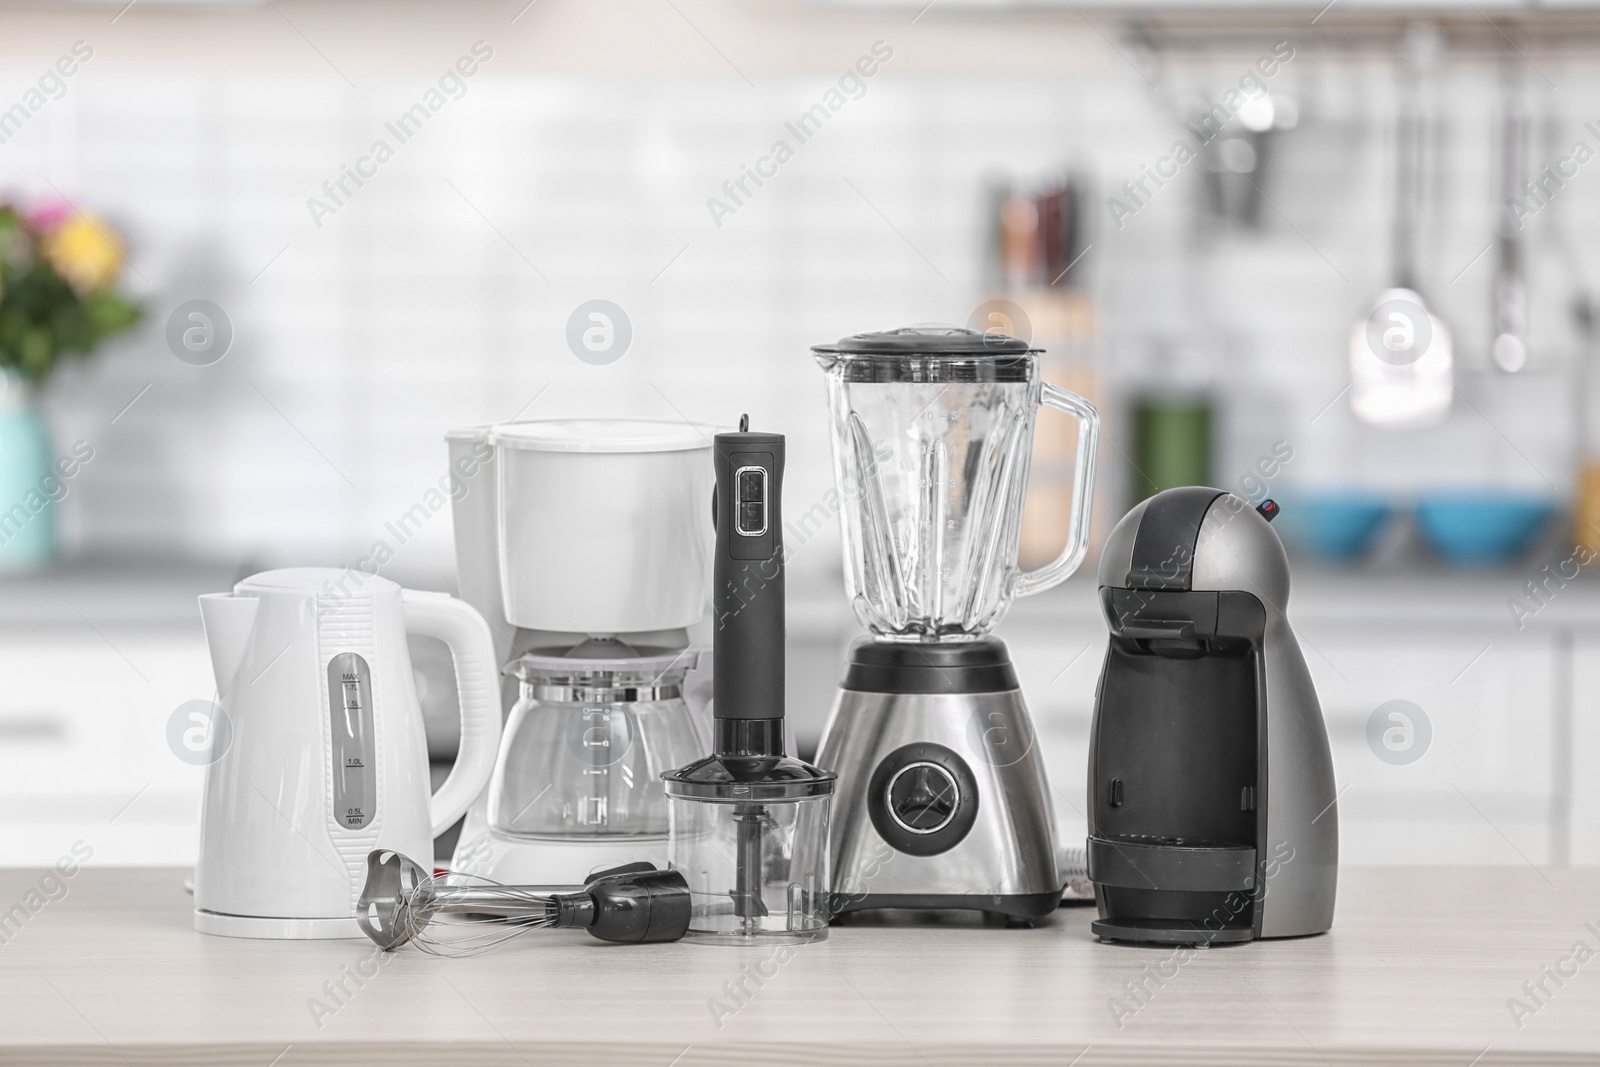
[2,0,1598,870]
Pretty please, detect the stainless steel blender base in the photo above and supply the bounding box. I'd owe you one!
[817,684,1062,920]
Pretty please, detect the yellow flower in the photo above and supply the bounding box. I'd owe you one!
[42,214,125,293]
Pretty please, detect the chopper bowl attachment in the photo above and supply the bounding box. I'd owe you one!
[662,757,836,945]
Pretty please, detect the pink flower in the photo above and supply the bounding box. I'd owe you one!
[24,199,73,232]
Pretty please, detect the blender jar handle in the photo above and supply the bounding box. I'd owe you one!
[1012,381,1100,600]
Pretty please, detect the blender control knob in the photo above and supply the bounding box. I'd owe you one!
[886,762,959,834]
[867,743,979,857]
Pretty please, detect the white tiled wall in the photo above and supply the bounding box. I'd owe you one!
[2,33,1597,579]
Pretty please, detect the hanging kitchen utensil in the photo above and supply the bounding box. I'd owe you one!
[1350,24,1453,429]
[1492,53,1530,374]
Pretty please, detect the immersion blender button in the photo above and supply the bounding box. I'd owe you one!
[734,466,767,536]
[738,468,764,502]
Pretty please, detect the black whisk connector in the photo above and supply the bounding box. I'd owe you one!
[555,866,693,944]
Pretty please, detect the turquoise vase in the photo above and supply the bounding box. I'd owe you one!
[0,372,58,572]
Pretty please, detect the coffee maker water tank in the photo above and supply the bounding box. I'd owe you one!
[1086,487,1337,945]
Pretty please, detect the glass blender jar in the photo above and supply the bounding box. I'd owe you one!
[814,326,1099,641]
[812,325,1099,921]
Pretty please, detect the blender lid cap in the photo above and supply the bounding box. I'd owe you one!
[490,419,719,454]
[813,325,1036,357]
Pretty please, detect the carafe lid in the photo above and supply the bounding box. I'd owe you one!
[509,644,702,684]
[813,326,1038,382]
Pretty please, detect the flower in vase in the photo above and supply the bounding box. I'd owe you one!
[0,202,141,386]
[41,213,126,294]
[23,199,73,233]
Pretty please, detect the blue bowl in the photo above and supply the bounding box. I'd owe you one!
[1415,492,1556,565]
[1282,492,1395,561]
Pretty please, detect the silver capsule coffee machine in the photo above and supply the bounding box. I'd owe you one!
[812,327,1100,922]
[1087,487,1338,945]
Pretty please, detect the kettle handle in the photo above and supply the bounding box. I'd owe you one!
[400,590,502,837]
[1012,382,1101,599]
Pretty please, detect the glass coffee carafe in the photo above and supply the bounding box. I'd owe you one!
[813,326,1099,641]
[488,641,704,840]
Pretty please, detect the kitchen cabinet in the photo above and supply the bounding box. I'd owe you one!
[0,624,213,867]
[1299,627,1564,865]
[2,565,1597,870]
[1567,636,1600,864]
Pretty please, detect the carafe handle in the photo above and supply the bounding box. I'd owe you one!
[1012,382,1100,599]
[401,590,502,837]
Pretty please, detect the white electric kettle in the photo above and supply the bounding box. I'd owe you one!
[194,568,499,939]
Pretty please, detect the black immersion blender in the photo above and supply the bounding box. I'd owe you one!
[662,417,837,944]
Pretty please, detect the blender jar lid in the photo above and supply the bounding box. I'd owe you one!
[489,419,717,453]
[812,326,1038,382]
[815,325,1035,356]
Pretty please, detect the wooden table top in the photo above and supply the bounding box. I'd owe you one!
[0,865,1596,1066]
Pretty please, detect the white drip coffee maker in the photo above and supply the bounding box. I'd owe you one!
[445,419,717,884]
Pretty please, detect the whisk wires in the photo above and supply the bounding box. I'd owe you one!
[396,864,560,958]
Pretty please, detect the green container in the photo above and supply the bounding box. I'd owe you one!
[1131,397,1212,506]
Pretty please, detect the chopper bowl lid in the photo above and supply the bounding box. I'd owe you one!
[661,754,837,801]
[489,419,719,454]
[813,325,1036,357]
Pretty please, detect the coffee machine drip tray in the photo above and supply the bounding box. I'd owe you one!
[1090,917,1255,945]
[1086,836,1259,943]
[1087,837,1257,893]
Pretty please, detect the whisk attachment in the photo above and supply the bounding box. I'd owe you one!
[356,850,691,955]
